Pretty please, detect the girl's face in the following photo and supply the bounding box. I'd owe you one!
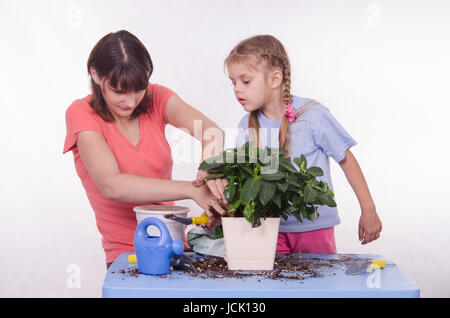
[227,61,271,113]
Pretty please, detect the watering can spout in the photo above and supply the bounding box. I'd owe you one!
[134,217,184,275]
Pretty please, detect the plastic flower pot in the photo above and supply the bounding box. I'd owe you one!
[222,217,280,270]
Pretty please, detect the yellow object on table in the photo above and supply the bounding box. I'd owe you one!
[191,216,210,225]
[368,259,386,270]
[128,254,137,264]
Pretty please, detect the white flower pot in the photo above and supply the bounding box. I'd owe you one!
[222,217,280,270]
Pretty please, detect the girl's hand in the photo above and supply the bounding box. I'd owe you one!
[187,182,227,228]
[358,208,382,245]
[193,170,229,208]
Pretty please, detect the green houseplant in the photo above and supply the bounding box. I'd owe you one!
[198,142,337,270]
[199,142,337,228]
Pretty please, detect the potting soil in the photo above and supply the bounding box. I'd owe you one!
[115,254,362,281]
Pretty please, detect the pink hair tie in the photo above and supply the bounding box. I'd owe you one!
[285,104,298,123]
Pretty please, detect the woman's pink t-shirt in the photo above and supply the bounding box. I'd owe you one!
[63,83,176,263]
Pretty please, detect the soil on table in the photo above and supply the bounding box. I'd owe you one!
[115,254,363,281]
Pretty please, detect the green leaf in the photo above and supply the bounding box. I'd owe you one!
[290,208,303,223]
[279,157,298,173]
[227,198,242,213]
[326,188,334,198]
[312,184,324,192]
[300,154,307,165]
[203,173,225,181]
[258,147,273,165]
[304,184,317,203]
[318,192,337,207]
[306,206,317,221]
[294,155,307,172]
[251,209,262,228]
[300,205,307,219]
[276,183,289,193]
[198,161,225,171]
[307,167,324,177]
[287,176,301,187]
[291,193,302,206]
[238,164,254,177]
[259,182,277,206]
[223,165,237,177]
[272,194,282,209]
[223,179,236,202]
[215,225,224,238]
[243,202,255,223]
[260,171,286,180]
[240,178,261,204]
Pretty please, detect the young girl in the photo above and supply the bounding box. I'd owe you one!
[221,35,382,253]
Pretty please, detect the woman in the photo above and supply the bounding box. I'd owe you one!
[63,30,226,268]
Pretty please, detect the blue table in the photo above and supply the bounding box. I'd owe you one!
[102,252,419,298]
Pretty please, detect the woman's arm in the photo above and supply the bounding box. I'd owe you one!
[165,95,228,207]
[339,149,382,244]
[76,131,226,214]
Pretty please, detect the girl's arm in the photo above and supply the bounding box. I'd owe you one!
[165,95,228,213]
[76,131,226,215]
[339,149,382,244]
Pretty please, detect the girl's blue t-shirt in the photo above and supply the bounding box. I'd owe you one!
[236,96,357,232]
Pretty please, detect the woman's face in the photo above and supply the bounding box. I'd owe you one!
[101,81,146,119]
[90,67,146,120]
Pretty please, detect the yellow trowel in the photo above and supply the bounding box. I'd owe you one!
[164,214,210,225]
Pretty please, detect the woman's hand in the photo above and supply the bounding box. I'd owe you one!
[186,181,227,228]
[198,211,223,228]
[358,208,382,245]
[193,170,229,208]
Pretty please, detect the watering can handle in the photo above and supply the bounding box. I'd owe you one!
[135,217,184,255]
[135,217,170,243]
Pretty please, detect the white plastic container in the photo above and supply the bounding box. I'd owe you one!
[133,205,189,242]
[222,217,280,270]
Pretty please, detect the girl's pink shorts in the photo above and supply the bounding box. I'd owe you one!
[276,227,337,254]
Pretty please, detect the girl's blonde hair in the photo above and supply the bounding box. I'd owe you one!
[225,35,292,152]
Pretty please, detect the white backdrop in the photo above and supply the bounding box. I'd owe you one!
[0,0,449,298]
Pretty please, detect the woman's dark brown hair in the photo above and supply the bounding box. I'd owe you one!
[87,30,153,121]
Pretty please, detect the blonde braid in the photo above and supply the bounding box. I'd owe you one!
[277,54,293,155]
[280,56,292,105]
[254,48,293,154]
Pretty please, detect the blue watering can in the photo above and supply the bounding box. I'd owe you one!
[134,217,184,275]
